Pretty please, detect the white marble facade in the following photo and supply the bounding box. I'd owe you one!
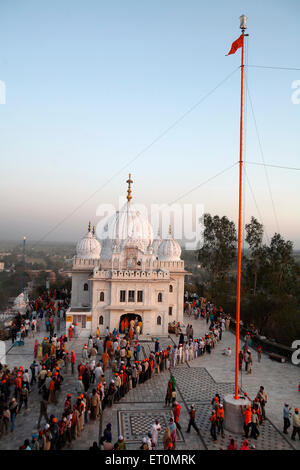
[67,176,186,337]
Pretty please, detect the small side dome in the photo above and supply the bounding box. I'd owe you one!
[76,222,101,259]
[158,226,181,261]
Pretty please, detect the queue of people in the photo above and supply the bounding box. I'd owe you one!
[2,288,300,451]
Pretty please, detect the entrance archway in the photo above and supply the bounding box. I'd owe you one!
[119,313,142,334]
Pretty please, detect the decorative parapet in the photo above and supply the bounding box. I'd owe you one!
[154,260,185,270]
[91,269,170,280]
[72,257,100,269]
[111,270,170,280]
[72,257,185,272]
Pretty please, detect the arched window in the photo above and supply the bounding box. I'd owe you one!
[169,285,173,293]
[157,316,161,325]
[100,291,104,302]
[157,293,162,303]
[99,315,104,325]
[84,283,88,291]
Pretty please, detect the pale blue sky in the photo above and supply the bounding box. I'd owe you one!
[0,0,299,247]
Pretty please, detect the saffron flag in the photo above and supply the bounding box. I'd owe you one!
[226,34,243,56]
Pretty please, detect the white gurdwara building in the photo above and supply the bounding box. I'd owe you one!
[67,175,186,337]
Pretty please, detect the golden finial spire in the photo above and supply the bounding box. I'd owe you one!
[169,225,172,235]
[126,173,133,202]
[88,221,91,232]
[92,225,95,236]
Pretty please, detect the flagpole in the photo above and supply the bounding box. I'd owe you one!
[234,17,246,400]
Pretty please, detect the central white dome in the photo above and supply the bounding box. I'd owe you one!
[99,201,153,259]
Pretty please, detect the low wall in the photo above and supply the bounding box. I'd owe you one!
[229,319,296,363]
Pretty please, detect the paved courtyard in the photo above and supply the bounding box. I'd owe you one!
[0,314,299,450]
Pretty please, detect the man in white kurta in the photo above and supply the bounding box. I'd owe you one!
[185,343,190,362]
[171,346,177,368]
[94,363,104,385]
[178,345,183,364]
[150,420,161,448]
[189,342,194,361]
[194,340,199,359]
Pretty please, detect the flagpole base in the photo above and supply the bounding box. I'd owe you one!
[223,394,251,434]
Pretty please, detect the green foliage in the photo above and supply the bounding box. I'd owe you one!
[198,213,237,292]
[0,269,31,310]
[184,280,204,297]
[197,213,300,346]
[245,216,264,251]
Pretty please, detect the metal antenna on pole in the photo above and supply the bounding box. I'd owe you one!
[20,236,26,293]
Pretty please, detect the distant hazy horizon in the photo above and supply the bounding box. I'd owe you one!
[0,1,299,248]
[1,237,300,253]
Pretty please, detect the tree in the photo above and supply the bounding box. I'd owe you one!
[198,214,237,297]
[245,217,264,296]
[267,233,297,293]
[195,213,300,346]
[242,229,300,344]
[245,216,263,251]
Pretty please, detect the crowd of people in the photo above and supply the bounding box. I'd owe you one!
[0,298,229,449]
[1,290,300,450]
[0,289,71,446]
[9,289,70,346]
[78,306,231,450]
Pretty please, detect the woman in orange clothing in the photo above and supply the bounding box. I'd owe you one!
[33,340,38,358]
[163,427,173,450]
[42,353,48,364]
[102,350,109,371]
[14,375,22,400]
[106,338,112,352]
[105,338,113,367]
[243,405,252,438]
[240,439,250,450]
[129,327,134,340]
[173,401,182,431]
[50,343,55,357]
[216,404,225,438]
[68,325,73,340]
[210,410,218,442]
[48,378,57,404]
[70,351,76,374]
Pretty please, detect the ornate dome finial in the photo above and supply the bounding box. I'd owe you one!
[92,225,95,236]
[169,225,172,235]
[88,221,91,232]
[126,173,133,202]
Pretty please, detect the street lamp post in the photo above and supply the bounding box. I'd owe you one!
[20,236,26,293]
